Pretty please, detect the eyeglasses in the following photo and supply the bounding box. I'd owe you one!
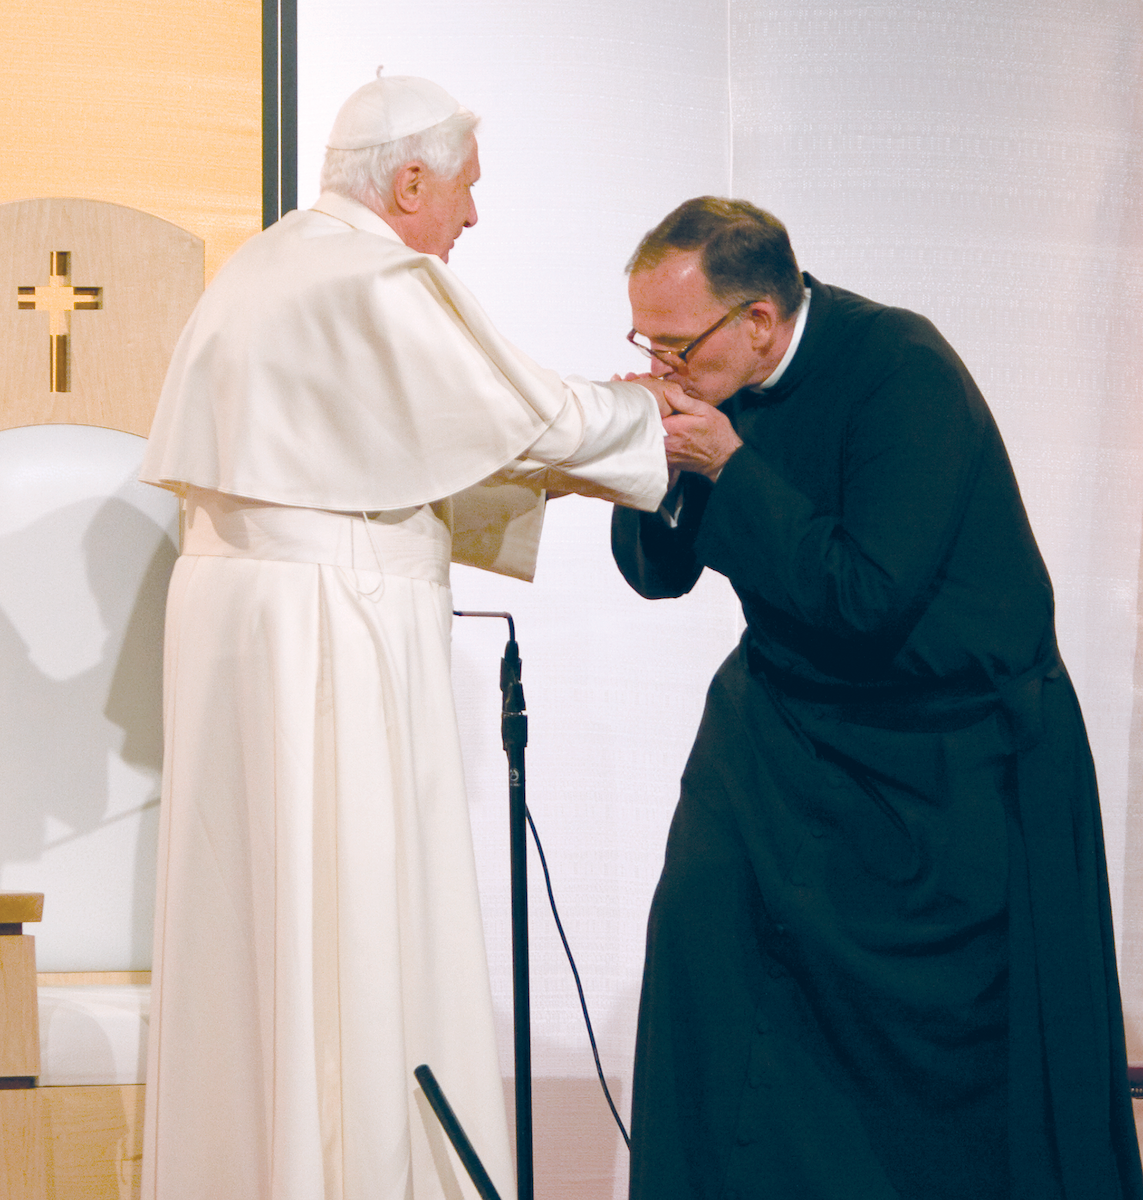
[627,299,760,367]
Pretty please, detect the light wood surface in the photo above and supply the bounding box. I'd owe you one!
[1,198,204,436]
[1,0,261,281]
[0,936,41,1077]
[0,1085,145,1200]
[0,894,44,924]
[40,1084,145,1200]
[37,972,151,988]
[0,1090,47,1200]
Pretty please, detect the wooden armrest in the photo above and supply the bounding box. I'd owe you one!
[0,894,44,933]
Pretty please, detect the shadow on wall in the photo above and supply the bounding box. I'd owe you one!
[0,425,178,971]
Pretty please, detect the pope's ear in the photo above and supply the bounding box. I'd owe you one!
[392,162,425,214]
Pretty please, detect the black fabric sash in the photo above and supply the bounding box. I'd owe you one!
[746,635,1060,749]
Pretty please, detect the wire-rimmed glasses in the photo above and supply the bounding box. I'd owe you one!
[626,299,760,367]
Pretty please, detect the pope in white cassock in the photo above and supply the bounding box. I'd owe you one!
[139,71,672,1200]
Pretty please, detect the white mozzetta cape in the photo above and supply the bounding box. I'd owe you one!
[141,192,666,580]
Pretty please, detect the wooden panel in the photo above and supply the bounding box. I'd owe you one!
[40,1084,144,1200]
[0,198,203,435]
[0,0,261,281]
[0,936,40,1077]
[0,1090,46,1200]
[38,972,150,988]
[0,894,44,924]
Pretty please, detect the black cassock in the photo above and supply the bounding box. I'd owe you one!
[612,275,1142,1200]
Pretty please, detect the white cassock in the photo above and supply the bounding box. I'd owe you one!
[139,192,666,1200]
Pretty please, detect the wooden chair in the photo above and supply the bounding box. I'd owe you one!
[0,197,201,1200]
[1,893,45,1199]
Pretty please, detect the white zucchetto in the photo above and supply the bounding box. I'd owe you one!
[326,68,461,150]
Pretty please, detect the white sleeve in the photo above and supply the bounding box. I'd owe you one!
[489,377,668,512]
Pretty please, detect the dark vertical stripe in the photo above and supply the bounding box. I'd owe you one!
[262,0,279,227]
[262,0,297,228]
[279,0,298,215]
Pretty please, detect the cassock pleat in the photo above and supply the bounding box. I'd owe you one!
[630,646,1010,1200]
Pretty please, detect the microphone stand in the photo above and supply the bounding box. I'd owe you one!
[498,617,533,1200]
[418,610,533,1200]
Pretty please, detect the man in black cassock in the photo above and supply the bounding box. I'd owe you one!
[612,197,1143,1200]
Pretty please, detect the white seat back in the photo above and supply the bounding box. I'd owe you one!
[0,424,177,970]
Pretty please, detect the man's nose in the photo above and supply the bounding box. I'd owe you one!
[465,198,478,228]
[651,356,676,380]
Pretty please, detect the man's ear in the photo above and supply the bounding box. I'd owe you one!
[392,162,426,215]
[745,299,779,344]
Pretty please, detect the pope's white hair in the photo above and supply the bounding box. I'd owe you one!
[319,108,480,206]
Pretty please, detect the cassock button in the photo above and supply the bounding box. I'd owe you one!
[737,1132,754,1146]
[748,1070,764,1088]
[767,964,786,979]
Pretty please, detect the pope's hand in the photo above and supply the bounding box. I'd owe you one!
[612,372,686,418]
[663,391,744,480]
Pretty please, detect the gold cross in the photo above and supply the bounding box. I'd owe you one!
[18,251,103,393]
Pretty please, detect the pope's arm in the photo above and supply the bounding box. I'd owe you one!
[488,375,669,510]
[450,372,669,581]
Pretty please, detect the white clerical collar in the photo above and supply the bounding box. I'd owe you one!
[756,286,811,390]
[311,190,406,245]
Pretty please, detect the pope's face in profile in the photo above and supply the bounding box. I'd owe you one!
[406,136,481,263]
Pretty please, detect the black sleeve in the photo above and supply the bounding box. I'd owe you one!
[698,340,983,642]
[610,472,714,599]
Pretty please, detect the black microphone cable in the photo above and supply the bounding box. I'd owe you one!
[454,609,631,1150]
[523,801,631,1149]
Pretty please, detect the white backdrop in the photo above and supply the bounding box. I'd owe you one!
[298,3,1143,1196]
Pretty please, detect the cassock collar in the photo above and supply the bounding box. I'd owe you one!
[310,190,407,245]
[757,283,811,390]
[750,273,835,401]
[728,273,834,416]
